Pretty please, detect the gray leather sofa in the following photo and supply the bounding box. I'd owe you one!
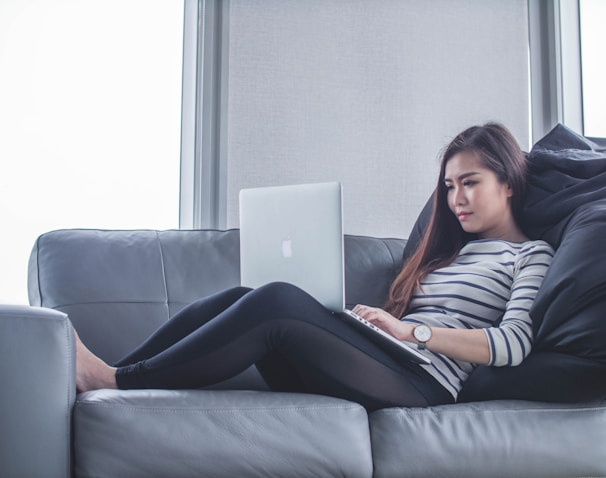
[2,228,605,478]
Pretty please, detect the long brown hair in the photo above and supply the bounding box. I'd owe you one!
[384,123,528,318]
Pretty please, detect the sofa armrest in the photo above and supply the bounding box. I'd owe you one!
[0,305,75,478]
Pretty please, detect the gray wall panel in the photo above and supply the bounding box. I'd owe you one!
[224,0,529,238]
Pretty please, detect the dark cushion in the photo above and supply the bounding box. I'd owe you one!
[530,201,606,355]
[404,125,606,402]
[401,193,434,264]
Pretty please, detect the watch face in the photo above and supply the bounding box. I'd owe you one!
[414,325,432,342]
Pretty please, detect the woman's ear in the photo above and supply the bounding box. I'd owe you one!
[505,182,513,198]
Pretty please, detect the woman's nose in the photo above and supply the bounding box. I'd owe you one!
[452,187,466,207]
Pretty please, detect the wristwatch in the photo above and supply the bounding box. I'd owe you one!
[413,324,432,350]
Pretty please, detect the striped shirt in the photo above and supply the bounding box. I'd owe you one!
[402,239,554,400]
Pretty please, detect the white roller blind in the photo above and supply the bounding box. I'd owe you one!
[224,0,529,238]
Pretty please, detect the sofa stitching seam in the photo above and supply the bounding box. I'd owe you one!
[75,403,364,413]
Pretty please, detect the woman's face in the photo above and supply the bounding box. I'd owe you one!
[443,152,515,240]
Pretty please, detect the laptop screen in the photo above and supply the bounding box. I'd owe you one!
[239,182,345,312]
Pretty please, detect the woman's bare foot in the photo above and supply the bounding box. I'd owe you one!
[75,331,118,392]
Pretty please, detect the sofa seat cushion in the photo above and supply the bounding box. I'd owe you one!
[369,399,606,478]
[74,389,372,478]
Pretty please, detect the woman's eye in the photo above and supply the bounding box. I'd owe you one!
[444,184,454,191]
[463,180,476,187]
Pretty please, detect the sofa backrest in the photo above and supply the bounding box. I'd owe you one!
[28,229,405,363]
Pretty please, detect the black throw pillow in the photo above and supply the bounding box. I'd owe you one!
[458,352,606,403]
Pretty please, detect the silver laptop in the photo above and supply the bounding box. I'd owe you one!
[239,181,430,365]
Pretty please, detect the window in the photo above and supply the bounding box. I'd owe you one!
[0,0,184,304]
[580,0,606,137]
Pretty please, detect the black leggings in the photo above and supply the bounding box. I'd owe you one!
[114,282,453,410]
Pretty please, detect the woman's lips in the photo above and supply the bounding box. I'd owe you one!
[457,212,472,221]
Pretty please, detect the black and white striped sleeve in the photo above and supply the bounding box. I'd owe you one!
[484,241,554,366]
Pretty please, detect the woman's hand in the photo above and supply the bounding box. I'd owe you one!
[353,304,491,365]
[351,304,415,342]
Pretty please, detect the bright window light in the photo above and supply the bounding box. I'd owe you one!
[0,0,184,304]
[580,0,606,137]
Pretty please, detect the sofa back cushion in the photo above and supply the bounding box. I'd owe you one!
[28,229,404,364]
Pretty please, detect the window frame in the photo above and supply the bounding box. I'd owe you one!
[181,1,601,229]
[528,0,585,143]
[180,0,229,230]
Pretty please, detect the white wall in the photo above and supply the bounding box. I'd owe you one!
[223,0,530,238]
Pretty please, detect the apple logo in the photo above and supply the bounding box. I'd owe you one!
[281,238,293,258]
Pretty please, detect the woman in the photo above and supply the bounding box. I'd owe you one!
[77,123,554,410]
